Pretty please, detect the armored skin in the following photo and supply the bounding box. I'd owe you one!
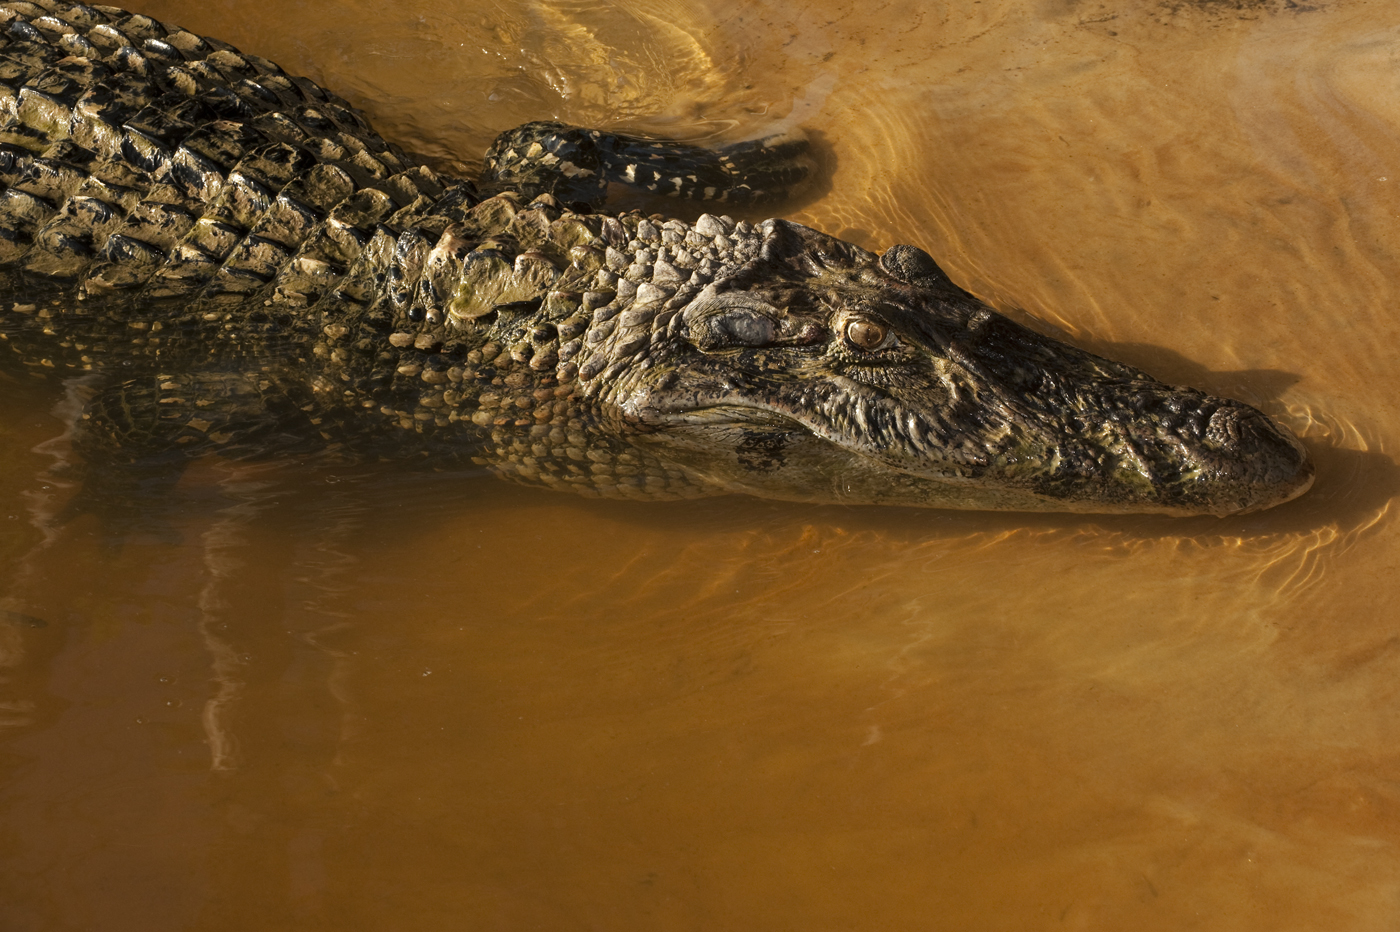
[0,0,1312,517]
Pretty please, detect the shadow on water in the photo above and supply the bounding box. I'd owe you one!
[1007,308,1307,406]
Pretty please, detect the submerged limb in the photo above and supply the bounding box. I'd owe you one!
[480,121,812,208]
[60,370,323,535]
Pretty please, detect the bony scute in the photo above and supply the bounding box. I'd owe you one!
[0,1,1311,520]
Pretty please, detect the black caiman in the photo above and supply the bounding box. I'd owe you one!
[0,0,1313,519]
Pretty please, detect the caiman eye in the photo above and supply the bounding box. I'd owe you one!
[844,318,889,351]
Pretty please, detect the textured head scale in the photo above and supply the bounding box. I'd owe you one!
[602,219,1311,516]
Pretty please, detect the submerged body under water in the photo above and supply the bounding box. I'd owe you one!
[2,0,1400,930]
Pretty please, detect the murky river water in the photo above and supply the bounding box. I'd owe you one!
[2,0,1399,928]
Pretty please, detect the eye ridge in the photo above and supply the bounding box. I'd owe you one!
[843,317,891,351]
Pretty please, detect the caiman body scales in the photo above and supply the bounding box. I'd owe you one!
[0,1,1313,518]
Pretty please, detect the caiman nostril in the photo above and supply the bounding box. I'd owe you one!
[1201,405,1283,453]
[1193,404,1312,500]
[1206,406,1243,447]
[1207,406,1287,456]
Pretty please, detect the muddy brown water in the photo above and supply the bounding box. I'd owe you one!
[2,0,1400,929]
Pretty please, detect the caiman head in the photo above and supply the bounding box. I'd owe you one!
[577,219,1312,516]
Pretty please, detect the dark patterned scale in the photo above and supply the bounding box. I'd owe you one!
[0,0,816,524]
[0,3,464,306]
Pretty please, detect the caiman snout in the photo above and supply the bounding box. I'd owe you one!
[1196,403,1314,512]
[1021,385,1315,516]
[933,307,1314,516]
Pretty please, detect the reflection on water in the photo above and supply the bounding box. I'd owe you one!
[4,0,1400,929]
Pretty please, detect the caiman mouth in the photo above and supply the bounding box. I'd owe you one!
[663,404,799,431]
[654,394,1314,517]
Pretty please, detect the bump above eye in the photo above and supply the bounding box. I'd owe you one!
[844,318,889,350]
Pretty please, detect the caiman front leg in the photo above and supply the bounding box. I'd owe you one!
[480,121,812,208]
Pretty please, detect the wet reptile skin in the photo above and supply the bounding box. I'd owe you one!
[0,0,1313,518]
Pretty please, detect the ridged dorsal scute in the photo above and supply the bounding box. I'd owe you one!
[447,245,558,324]
[378,225,433,319]
[507,200,559,249]
[414,225,474,325]
[0,0,482,313]
[457,191,521,239]
[569,212,749,389]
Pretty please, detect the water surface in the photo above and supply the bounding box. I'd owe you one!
[2,0,1400,929]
